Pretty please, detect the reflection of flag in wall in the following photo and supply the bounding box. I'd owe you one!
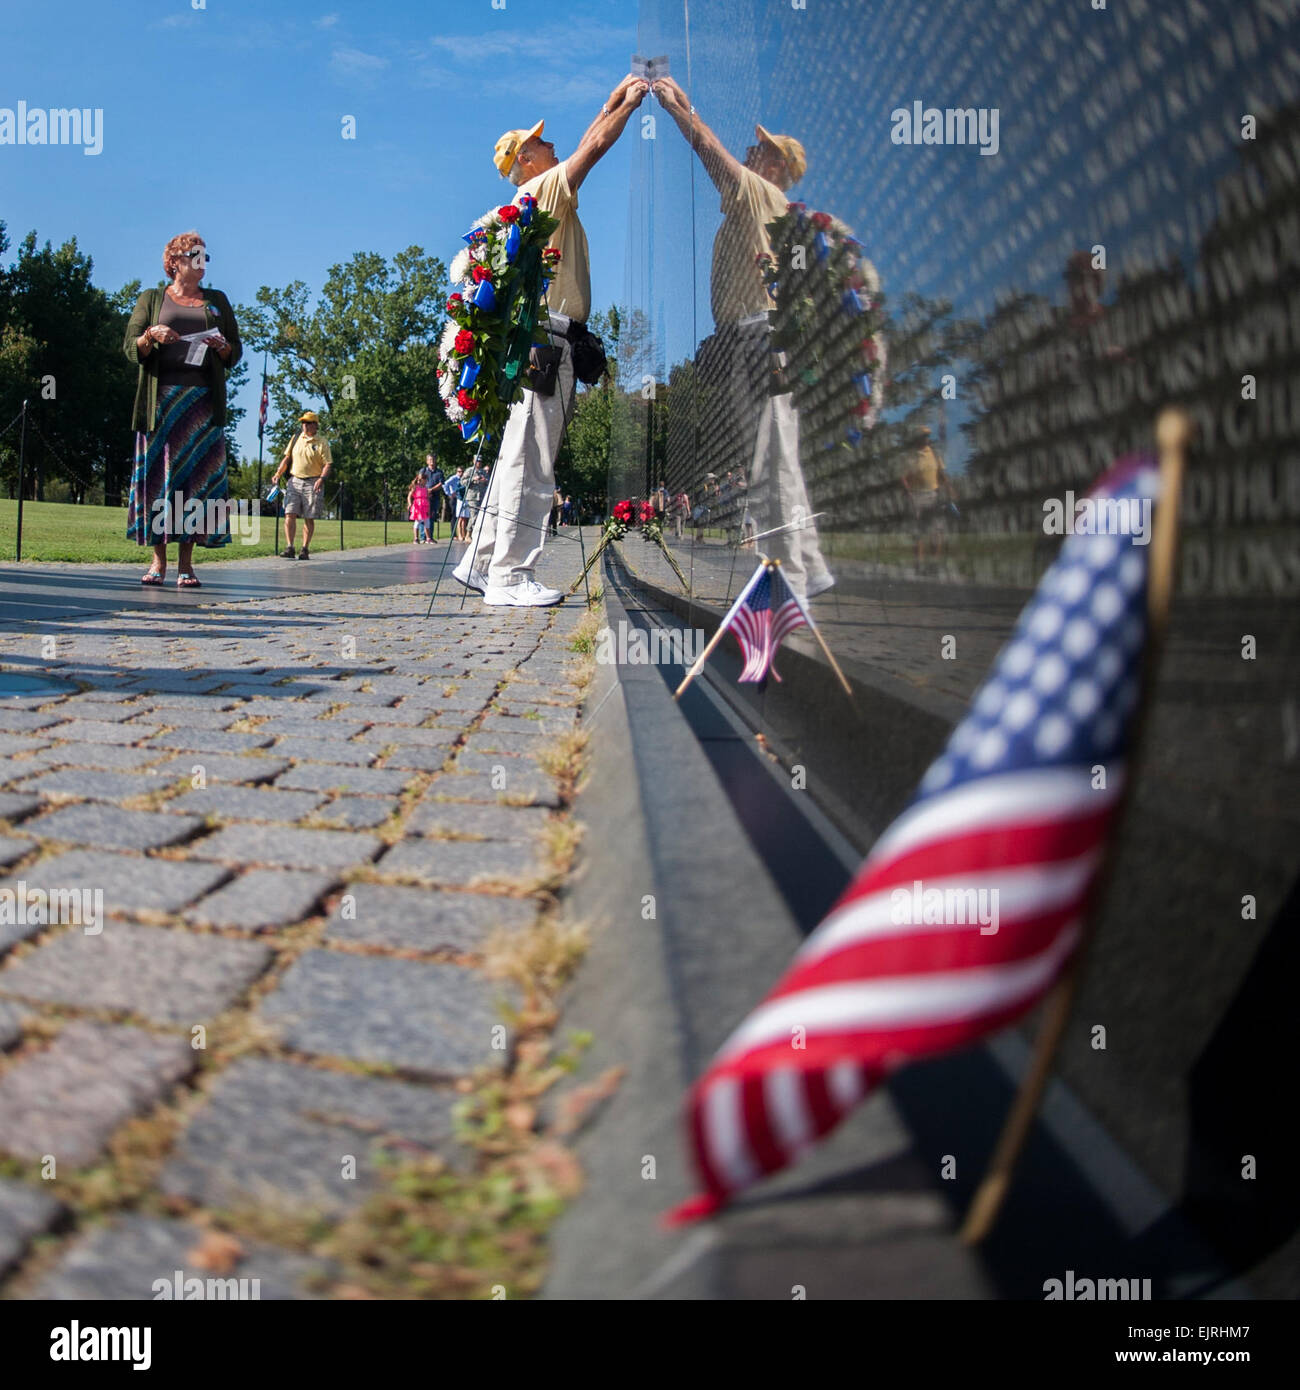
[726,561,809,683]
[258,371,269,439]
[669,454,1162,1222]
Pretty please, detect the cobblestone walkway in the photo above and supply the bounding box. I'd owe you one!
[0,557,593,1297]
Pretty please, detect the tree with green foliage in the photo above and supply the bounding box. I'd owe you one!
[238,247,466,516]
[0,224,137,503]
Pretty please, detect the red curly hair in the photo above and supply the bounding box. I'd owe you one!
[163,230,205,278]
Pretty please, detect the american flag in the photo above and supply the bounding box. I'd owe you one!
[726,561,810,683]
[668,453,1163,1222]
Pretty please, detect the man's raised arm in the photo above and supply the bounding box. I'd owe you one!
[564,74,649,191]
[652,76,744,197]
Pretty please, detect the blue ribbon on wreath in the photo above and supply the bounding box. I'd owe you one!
[505,223,521,261]
[460,414,481,440]
[472,279,497,312]
[459,360,481,389]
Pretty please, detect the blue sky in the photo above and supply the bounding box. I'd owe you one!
[0,0,641,461]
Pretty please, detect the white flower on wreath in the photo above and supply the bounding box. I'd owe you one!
[449,248,473,284]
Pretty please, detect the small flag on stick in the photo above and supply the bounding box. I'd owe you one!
[667,447,1171,1225]
[675,559,852,699]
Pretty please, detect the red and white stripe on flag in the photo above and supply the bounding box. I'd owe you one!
[668,453,1162,1222]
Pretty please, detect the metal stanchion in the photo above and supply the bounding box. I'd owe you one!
[15,401,28,562]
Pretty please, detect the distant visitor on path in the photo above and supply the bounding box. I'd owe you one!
[124,231,242,589]
[271,411,333,559]
[408,472,431,543]
[453,73,648,607]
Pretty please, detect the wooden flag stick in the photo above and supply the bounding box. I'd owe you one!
[805,617,855,699]
[958,407,1192,1246]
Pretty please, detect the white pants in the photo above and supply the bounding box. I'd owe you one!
[468,318,576,587]
[747,393,834,598]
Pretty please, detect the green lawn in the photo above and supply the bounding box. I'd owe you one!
[0,499,454,564]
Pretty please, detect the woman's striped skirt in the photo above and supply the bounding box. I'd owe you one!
[126,384,231,547]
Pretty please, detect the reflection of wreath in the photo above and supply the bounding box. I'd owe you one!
[436,195,561,448]
[760,203,887,442]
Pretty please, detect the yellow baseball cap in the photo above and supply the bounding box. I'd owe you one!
[494,119,545,177]
[755,124,807,181]
[298,411,320,423]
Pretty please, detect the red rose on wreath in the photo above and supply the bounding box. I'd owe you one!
[472,264,493,284]
[498,205,520,222]
[454,329,474,355]
[457,389,478,411]
[446,293,463,310]
[811,211,833,231]
[542,247,562,263]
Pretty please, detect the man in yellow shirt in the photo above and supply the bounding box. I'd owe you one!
[453,74,647,607]
[271,410,332,559]
[655,77,837,601]
[902,426,955,568]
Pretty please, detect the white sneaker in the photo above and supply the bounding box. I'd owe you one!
[482,578,564,607]
[806,573,836,599]
[451,556,489,592]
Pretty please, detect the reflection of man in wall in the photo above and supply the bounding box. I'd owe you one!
[901,425,954,569]
[654,76,833,599]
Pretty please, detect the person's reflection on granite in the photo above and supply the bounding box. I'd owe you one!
[654,75,834,600]
[901,425,957,572]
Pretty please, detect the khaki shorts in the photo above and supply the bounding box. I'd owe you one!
[284,474,324,519]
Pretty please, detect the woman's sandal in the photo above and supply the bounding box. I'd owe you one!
[177,572,202,589]
[140,569,165,587]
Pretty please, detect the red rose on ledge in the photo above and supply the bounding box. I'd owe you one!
[498,205,520,222]
[612,499,634,523]
[454,329,474,355]
[471,264,493,283]
[457,389,478,411]
[639,500,656,522]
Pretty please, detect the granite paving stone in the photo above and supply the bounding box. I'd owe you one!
[0,922,272,1023]
[165,786,326,823]
[462,729,557,756]
[187,824,383,871]
[40,720,144,745]
[247,717,370,740]
[379,744,456,773]
[124,708,242,730]
[443,757,561,807]
[149,753,291,785]
[377,837,546,888]
[0,837,33,869]
[185,869,338,929]
[323,883,535,952]
[309,797,399,830]
[42,704,142,723]
[15,769,167,803]
[275,763,414,795]
[16,743,171,773]
[362,703,438,726]
[268,737,377,766]
[35,1214,335,1300]
[149,729,276,753]
[0,852,228,942]
[362,726,459,749]
[159,1056,462,1215]
[0,710,63,733]
[0,733,53,757]
[260,950,510,1074]
[406,800,552,841]
[23,804,204,851]
[0,1022,194,1167]
[0,1179,63,1277]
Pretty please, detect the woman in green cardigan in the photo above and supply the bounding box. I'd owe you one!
[123,231,242,588]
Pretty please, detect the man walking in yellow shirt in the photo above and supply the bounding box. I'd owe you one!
[271,410,332,559]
